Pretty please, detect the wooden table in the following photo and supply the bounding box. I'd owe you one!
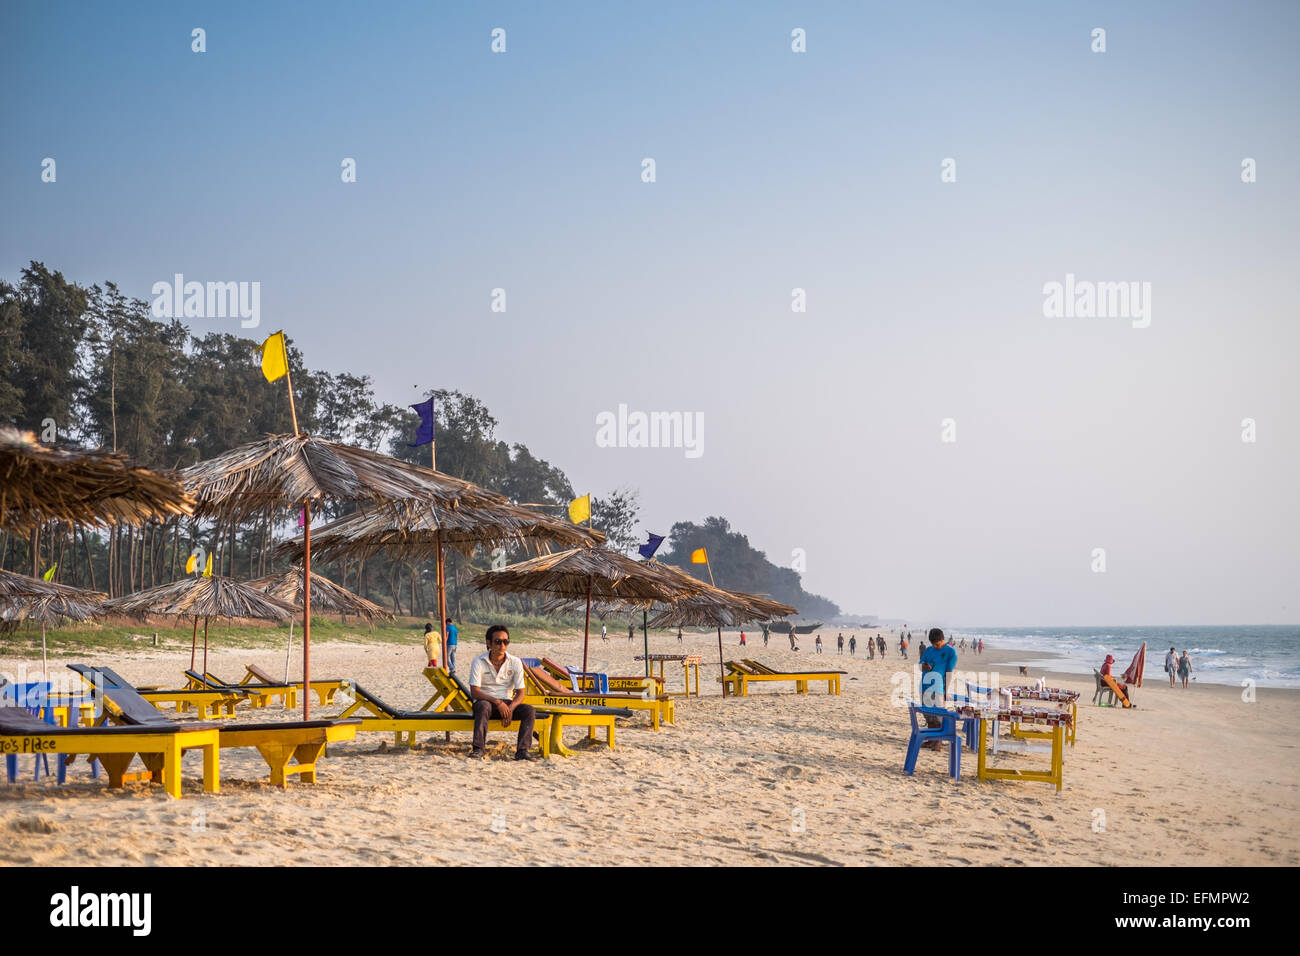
[958,703,1073,792]
[1000,686,1080,746]
[635,654,702,696]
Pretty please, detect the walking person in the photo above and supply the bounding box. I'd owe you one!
[815,634,823,654]
[740,631,747,647]
[445,618,459,674]
[423,623,440,669]
[601,623,608,643]
[837,633,844,655]
[677,627,683,645]
[788,631,799,652]
[877,635,886,657]
[1164,646,1178,688]
[762,624,770,647]
[849,635,857,656]
[868,637,875,660]
[1178,650,1192,688]
[628,623,635,642]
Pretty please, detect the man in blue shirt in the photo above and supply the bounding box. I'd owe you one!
[446,619,459,674]
[919,627,958,742]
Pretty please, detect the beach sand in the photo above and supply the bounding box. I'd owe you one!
[2,629,1296,866]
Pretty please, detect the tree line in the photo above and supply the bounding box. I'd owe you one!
[2,260,839,621]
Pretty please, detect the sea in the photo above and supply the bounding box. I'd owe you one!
[955,625,1300,690]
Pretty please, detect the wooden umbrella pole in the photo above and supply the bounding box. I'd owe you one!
[190,617,199,670]
[436,530,447,667]
[582,577,592,673]
[41,621,47,680]
[303,499,312,721]
[718,625,726,698]
[284,617,294,685]
[202,616,209,676]
[642,610,649,678]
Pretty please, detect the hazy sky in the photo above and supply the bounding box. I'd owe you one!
[4,1,1297,626]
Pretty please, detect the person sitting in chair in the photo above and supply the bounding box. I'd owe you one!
[467,625,537,760]
[1100,654,1130,699]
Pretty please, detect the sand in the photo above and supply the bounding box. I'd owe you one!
[2,629,1296,866]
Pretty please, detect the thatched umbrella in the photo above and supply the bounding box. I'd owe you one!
[249,565,393,682]
[102,575,296,677]
[0,426,192,539]
[0,568,106,677]
[471,547,714,672]
[181,433,498,717]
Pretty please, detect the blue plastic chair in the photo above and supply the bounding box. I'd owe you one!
[567,668,609,693]
[903,699,963,781]
[2,683,58,784]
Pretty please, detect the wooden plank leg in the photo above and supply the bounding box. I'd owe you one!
[97,753,134,789]
[256,743,294,787]
[163,739,182,798]
[292,741,326,784]
[202,742,219,794]
[1053,725,1064,792]
[977,717,988,780]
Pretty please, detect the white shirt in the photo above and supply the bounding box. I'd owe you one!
[469,652,526,700]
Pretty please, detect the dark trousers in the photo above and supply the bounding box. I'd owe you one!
[472,699,537,754]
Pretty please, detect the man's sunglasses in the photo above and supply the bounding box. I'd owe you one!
[490,637,510,645]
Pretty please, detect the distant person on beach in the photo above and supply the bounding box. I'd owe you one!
[849,635,857,656]
[877,635,886,656]
[1178,650,1192,688]
[467,625,537,760]
[423,623,439,668]
[629,623,635,642]
[1165,646,1178,687]
[762,624,770,647]
[445,619,459,673]
[815,634,823,654]
[740,631,747,646]
[677,627,683,645]
[837,633,844,655]
[867,638,875,660]
[601,624,608,643]
[789,632,798,651]
[900,636,909,659]
[919,628,958,745]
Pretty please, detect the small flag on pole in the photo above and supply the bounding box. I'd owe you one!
[568,494,591,524]
[42,564,57,582]
[408,398,435,447]
[638,533,665,560]
[185,553,197,574]
[690,547,708,565]
[203,553,214,577]
[260,331,289,383]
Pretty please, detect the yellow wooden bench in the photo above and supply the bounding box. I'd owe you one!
[185,670,297,709]
[2,707,219,798]
[244,663,346,707]
[720,660,844,696]
[525,667,674,731]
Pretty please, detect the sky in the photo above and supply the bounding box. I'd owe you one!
[3,1,1298,626]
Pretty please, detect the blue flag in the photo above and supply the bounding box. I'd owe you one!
[408,398,435,447]
[638,533,665,560]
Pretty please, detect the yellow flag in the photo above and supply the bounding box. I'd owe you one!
[185,553,197,574]
[261,331,289,382]
[568,494,591,524]
[203,553,214,577]
[42,563,57,581]
[690,548,708,565]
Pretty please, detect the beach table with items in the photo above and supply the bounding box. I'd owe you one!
[957,702,1073,792]
[1000,685,1080,746]
[634,654,702,697]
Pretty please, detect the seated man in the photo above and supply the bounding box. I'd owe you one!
[468,625,537,760]
[1100,654,1130,697]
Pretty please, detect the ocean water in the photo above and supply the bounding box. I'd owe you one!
[956,625,1300,690]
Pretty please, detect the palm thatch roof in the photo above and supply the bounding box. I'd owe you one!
[0,568,106,624]
[0,427,193,534]
[101,575,296,621]
[471,547,714,608]
[248,566,393,621]
[277,498,603,564]
[181,433,506,521]
[647,591,797,628]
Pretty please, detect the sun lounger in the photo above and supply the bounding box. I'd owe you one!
[244,663,347,707]
[523,666,674,731]
[332,680,556,757]
[720,659,844,696]
[1,704,219,798]
[123,669,247,718]
[185,670,297,709]
[70,665,360,787]
[540,657,662,695]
